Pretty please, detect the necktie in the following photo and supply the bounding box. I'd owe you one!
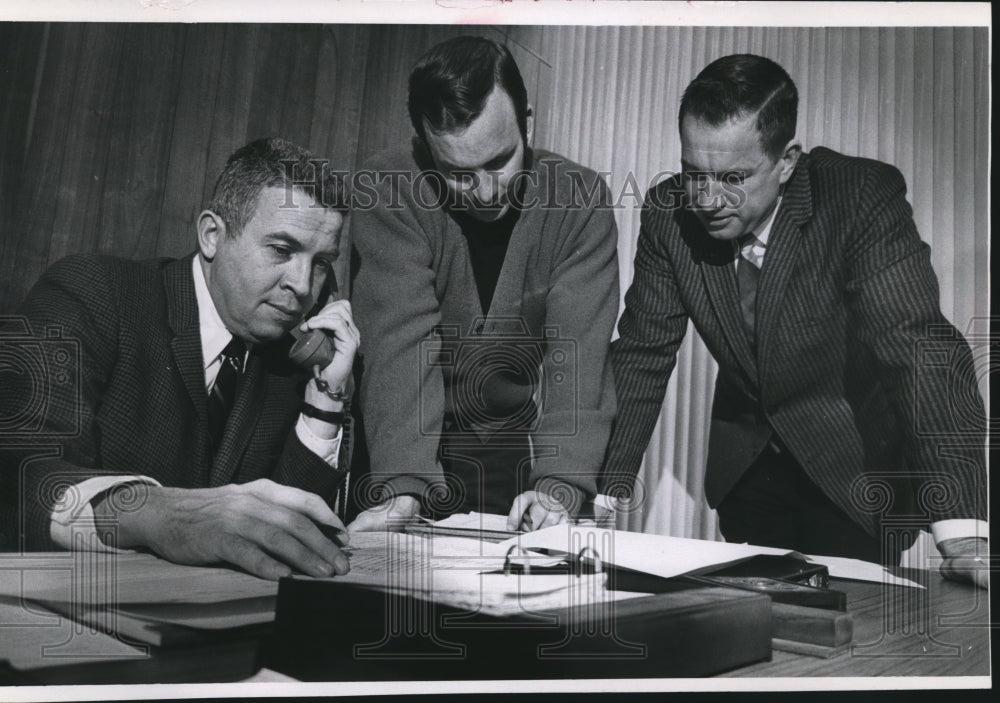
[736,235,761,342]
[208,337,246,451]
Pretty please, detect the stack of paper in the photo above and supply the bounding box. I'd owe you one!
[300,531,611,616]
[500,525,923,588]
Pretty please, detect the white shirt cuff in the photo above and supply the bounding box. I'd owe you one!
[593,494,618,512]
[931,519,988,544]
[295,415,343,468]
[50,476,162,551]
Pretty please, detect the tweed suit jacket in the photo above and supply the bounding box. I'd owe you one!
[602,148,986,537]
[1,253,347,550]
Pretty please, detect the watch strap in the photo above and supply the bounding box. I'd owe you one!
[300,402,346,426]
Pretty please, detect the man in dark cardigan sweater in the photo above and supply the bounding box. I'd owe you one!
[350,37,619,533]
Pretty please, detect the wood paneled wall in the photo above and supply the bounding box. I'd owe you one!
[0,23,550,309]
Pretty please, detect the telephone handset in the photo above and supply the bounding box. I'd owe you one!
[287,270,339,370]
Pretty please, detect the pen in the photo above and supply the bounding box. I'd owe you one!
[315,522,352,556]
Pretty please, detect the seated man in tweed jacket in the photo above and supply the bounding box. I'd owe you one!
[1,138,357,580]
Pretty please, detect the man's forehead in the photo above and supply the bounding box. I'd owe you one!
[249,187,342,235]
[257,186,325,215]
[431,138,517,171]
[425,89,521,168]
[257,184,319,210]
[682,113,762,141]
[680,149,766,175]
[680,117,768,168]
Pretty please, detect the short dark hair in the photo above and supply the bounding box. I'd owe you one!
[407,36,529,143]
[208,137,347,236]
[679,54,798,160]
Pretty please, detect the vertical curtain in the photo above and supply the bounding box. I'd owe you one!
[527,26,989,545]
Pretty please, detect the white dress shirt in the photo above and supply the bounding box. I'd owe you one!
[737,196,780,270]
[50,256,342,549]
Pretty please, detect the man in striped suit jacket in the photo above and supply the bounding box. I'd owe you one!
[0,138,357,580]
[602,55,987,586]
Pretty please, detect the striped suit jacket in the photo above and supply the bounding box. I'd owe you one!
[601,148,986,537]
[0,253,347,550]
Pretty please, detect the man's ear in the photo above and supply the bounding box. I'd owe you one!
[777,139,802,185]
[525,104,535,149]
[197,210,227,260]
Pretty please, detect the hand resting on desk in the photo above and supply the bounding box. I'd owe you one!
[506,476,587,532]
[507,490,570,532]
[346,486,580,534]
[97,479,350,580]
[938,537,989,590]
[346,495,421,533]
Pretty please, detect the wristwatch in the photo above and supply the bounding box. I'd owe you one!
[301,402,345,426]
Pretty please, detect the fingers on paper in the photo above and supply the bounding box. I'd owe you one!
[347,496,419,534]
[507,491,568,532]
[217,535,294,581]
[346,508,383,534]
[222,481,350,578]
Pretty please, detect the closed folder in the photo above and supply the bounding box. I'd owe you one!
[263,578,772,680]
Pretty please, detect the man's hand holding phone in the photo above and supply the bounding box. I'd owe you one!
[297,299,360,437]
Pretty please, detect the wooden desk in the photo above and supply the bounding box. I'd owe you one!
[0,553,989,684]
[0,552,269,684]
[724,569,990,677]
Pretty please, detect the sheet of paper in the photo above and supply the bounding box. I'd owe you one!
[430,573,623,616]
[430,512,512,532]
[2,537,575,639]
[502,526,923,588]
[803,554,922,588]
[502,526,790,578]
[320,531,561,591]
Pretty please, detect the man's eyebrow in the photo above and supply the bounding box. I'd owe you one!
[679,161,752,177]
[263,232,303,248]
[720,167,751,178]
[265,232,339,257]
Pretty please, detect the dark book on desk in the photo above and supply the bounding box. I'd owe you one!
[262,579,772,680]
